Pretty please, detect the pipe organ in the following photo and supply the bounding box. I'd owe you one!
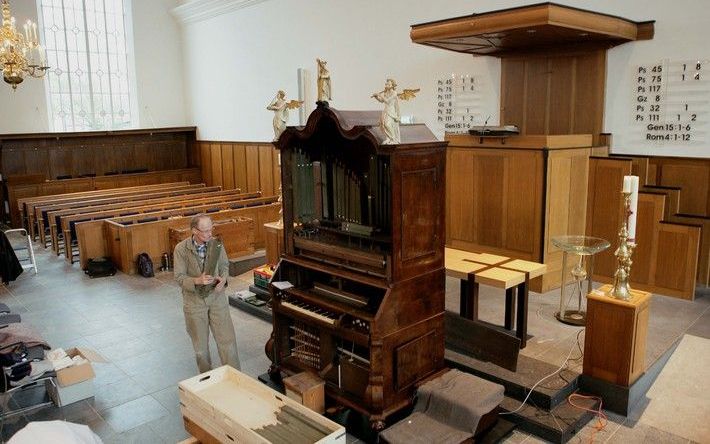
[267,103,447,429]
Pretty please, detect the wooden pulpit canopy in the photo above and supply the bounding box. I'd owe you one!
[410,2,654,56]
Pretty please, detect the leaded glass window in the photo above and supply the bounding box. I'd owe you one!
[38,0,135,131]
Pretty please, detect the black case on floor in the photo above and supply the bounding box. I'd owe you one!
[85,257,117,278]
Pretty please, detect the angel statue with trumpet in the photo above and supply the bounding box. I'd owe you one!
[371,78,419,144]
[267,90,303,141]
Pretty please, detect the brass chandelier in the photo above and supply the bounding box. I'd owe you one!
[0,0,48,90]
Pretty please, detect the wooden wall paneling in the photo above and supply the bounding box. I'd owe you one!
[245,145,260,192]
[272,147,281,196]
[632,193,665,284]
[233,144,248,192]
[525,58,549,134]
[133,140,152,172]
[586,157,632,278]
[543,149,590,289]
[630,157,649,186]
[48,146,72,179]
[669,214,709,286]
[500,59,526,129]
[70,145,90,176]
[258,144,275,196]
[200,142,212,186]
[138,173,161,185]
[642,186,680,220]
[210,143,223,188]
[658,162,709,216]
[646,163,658,185]
[548,57,574,134]
[573,50,606,144]
[23,146,49,176]
[474,152,506,248]
[652,222,700,300]
[445,148,475,245]
[1,148,27,176]
[504,150,542,257]
[221,144,235,190]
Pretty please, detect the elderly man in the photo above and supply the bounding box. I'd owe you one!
[174,214,240,373]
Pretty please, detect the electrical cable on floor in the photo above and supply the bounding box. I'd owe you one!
[567,393,607,444]
[540,328,585,388]
[500,328,585,416]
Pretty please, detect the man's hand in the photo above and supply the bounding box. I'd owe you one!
[194,273,215,286]
[214,275,226,292]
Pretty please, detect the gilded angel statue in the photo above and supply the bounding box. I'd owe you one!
[371,78,419,144]
[317,58,332,102]
[267,90,303,141]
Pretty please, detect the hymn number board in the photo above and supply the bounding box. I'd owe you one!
[436,74,481,133]
[632,59,710,147]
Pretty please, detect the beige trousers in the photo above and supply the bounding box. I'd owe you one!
[183,290,241,373]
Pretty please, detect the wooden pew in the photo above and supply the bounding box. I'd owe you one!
[76,197,280,271]
[60,190,260,260]
[103,204,280,275]
[45,186,224,253]
[24,181,194,240]
[668,214,710,287]
[36,184,209,247]
[587,156,702,299]
[642,185,681,221]
[12,167,201,229]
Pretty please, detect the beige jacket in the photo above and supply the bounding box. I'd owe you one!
[174,237,229,298]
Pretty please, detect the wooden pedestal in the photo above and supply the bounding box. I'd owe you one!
[583,284,651,386]
[283,371,325,414]
[264,221,284,266]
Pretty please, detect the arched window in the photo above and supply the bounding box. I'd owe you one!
[38,0,137,131]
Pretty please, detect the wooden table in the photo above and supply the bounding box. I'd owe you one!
[445,247,547,348]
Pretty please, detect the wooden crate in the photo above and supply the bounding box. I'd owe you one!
[169,217,255,259]
[178,366,345,444]
[283,372,326,414]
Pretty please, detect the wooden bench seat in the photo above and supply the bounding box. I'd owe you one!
[23,181,195,239]
[76,197,280,271]
[59,190,261,259]
[36,184,210,247]
[445,247,546,348]
[46,186,230,253]
[97,201,281,274]
[10,167,201,228]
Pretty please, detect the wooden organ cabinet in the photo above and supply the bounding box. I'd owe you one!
[266,103,447,429]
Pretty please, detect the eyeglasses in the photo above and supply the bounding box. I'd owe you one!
[193,226,213,233]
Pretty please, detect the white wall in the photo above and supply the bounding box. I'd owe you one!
[0,0,187,134]
[130,0,188,128]
[179,0,710,158]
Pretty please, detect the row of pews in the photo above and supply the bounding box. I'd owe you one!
[19,182,280,275]
[587,155,709,300]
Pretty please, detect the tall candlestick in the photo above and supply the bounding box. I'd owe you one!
[628,176,639,242]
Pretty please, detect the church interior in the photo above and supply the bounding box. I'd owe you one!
[0,1,708,443]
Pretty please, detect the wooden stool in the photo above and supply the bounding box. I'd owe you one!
[445,248,546,348]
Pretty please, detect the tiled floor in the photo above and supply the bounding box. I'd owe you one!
[0,243,707,443]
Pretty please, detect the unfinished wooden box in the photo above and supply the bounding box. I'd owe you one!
[283,371,325,414]
[178,366,345,444]
[169,217,255,259]
[583,284,651,386]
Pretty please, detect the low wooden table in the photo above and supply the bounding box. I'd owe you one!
[445,247,547,348]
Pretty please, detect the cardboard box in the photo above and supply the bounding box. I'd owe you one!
[47,348,106,406]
